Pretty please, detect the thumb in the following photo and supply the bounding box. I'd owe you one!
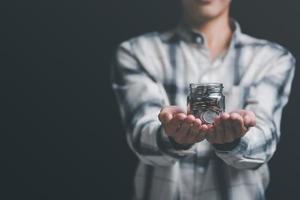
[158,112,172,124]
[161,106,185,115]
[158,106,185,123]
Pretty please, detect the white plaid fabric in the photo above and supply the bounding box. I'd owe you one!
[111,20,295,200]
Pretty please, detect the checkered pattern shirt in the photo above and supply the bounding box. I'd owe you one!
[111,20,295,200]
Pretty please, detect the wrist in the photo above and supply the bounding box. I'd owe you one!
[169,137,193,150]
[213,138,241,151]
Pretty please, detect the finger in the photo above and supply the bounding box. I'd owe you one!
[236,109,247,117]
[202,123,217,143]
[213,115,221,125]
[214,113,227,143]
[165,113,186,136]
[186,124,200,143]
[185,114,196,124]
[183,117,199,144]
[222,113,234,143]
[183,115,197,143]
[158,112,172,124]
[188,119,204,142]
[250,117,256,127]
[174,118,193,144]
[243,115,256,132]
[195,131,206,142]
[205,125,216,143]
[192,123,209,141]
[243,114,252,127]
[199,124,209,132]
[208,115,220,143]
[248,111,256,127]
[194,118,202,127]
[160,106,185,115]
[230,112,244,138]
[238,110,256,127]
[159,106,185,121]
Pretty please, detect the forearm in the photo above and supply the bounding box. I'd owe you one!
[214,52,295,169]
[214,121,277,169]
[126,112,196,166]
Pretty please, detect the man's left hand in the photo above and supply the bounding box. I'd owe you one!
[205,110,256,144]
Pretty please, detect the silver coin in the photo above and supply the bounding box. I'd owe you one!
[202,110,218,124]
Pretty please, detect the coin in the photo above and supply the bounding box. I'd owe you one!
[202,110,218,124]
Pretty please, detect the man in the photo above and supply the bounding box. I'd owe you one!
[111,0,295,199]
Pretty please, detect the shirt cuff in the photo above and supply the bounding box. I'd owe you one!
[157,126,196,157]
[168,137,193,150]
[213,138,241,152]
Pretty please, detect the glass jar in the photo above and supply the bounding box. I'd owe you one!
[187,83,225,124]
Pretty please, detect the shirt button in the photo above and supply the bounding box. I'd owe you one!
[195,37,202,44]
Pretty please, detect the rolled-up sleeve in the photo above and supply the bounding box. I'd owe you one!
[215,51,295,169]
[111,42,195,167]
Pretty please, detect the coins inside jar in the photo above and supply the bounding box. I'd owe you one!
[187,83,225,124]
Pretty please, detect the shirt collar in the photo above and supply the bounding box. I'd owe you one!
[161,19,242,45]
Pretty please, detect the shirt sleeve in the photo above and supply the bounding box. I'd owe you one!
[214,51,296,169]
[111,42,196,167]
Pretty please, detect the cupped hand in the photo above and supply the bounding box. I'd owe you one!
[205,110,256,144]
[158,106,208,145]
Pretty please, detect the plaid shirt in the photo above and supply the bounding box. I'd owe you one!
[111,20,295,200]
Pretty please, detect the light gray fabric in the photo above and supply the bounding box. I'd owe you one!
[111,20,295,200]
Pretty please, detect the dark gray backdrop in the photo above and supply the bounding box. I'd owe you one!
[2,0,299,199]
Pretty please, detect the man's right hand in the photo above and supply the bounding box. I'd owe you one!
[158,106,208,145]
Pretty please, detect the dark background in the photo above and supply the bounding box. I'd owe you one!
[2,0,299,199]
